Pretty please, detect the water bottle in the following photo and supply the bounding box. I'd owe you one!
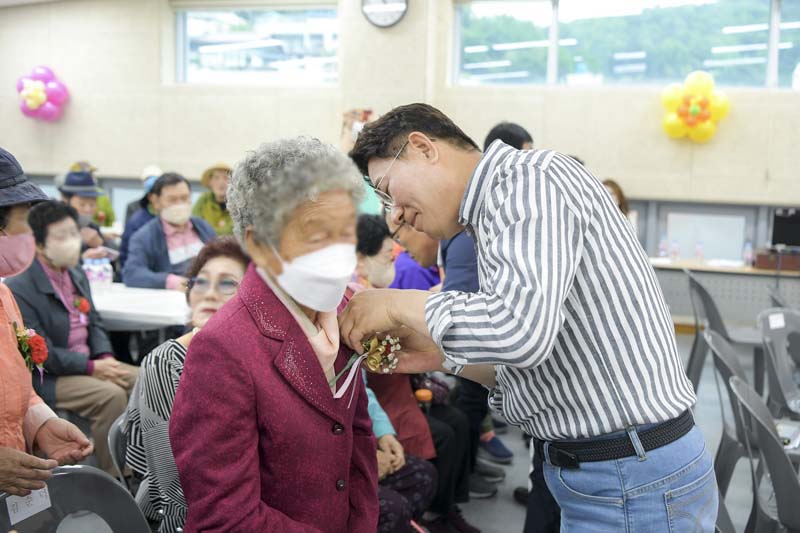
[82,259,97,284]
[670,240,681,261]
[743,241,754,266]
[694,241,704,261]
[97,257,113,291]
[658,235,669,258]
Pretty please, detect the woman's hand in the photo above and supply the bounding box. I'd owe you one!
[34,418,93,466]
[0,447,57,496]
[376,449,394,481]
[377,434,405,472]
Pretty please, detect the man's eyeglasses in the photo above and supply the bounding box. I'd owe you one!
[188,277,240,296]
[364,141,408,213]
[390,223,405,244]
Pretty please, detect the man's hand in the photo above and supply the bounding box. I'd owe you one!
[34,418,93,466]
[0,447,57,497]
[81,247,108,260]
[92,358,129,388]
[80,227,103,248]
[338,289,430,353]
[377,434,405,471]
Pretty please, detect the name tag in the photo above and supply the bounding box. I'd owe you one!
[769,313,786,330]
[169,240,204,266]
[6,487,51,525]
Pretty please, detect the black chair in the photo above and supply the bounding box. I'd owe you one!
[0,465,149,533]
[758,308,800,420]
[716,492,736,533]
[108,413,132,492]
[730,376,800,533]
[684,269,765,394]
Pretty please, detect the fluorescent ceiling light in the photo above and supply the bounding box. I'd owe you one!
[613,51,647,60]
[722,21,800,34]
[464,60,513,70]
[464,45,490,54]
[712,42,793,54]
[703,57,766,67]
[613,63,647,73]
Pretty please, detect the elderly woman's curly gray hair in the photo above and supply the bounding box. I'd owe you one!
[228,137,365,246]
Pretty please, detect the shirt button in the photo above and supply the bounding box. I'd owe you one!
[336,479,346,491]
[332,423,344,435]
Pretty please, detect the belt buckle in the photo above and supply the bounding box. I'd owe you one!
[549,446,580,469]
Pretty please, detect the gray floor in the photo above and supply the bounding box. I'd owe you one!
[459,334,755,532]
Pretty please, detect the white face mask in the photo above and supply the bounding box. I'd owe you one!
[161,203,192,226]
[363,256,396,288]
[45,237,82,268]
[267,243,357,312]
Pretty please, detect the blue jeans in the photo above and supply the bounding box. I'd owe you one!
[542,425,718,532]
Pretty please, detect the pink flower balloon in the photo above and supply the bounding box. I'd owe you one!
[20,99,41,118]
[37,102,63,122]
[45,81,69,105]
[16,77,32,93]
[30,66,55,83]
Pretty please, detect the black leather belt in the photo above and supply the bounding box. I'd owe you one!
[534,410,694,469]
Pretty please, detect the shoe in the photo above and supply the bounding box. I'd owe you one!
[447,506,481,533]
[420,516,457,533]
[468,473,498,499]
[491,416,509,434]
[474,459,505,483]
[478,436,513,465]
[513,486,529,505]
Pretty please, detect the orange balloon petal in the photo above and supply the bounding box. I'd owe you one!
[677,105,689,118]
[698,110,711,121]
[699,97,709,109]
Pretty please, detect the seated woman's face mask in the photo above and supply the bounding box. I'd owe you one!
[45,236,82,268]
[268,243,357,312]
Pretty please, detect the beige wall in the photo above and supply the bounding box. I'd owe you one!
[0,0,797,205]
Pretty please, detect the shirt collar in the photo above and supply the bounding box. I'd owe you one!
[161,217,193,236]
[458,140,517,229]
[38,257,69,286]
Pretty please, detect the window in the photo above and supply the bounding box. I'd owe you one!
[176,8,338,85]
[455,0,799,88]
[455,1,554,85]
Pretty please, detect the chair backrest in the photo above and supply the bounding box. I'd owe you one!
[107,414,128,489]
[769,287,788,309]
[729,376,800,530]
[685,269,730,339]
[757,308,800,412]
[0,465,150,533]
[705,330,753,445]
[715,493,736,533]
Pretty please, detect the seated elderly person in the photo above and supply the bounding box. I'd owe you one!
[6,200,136,475]
[193,163,233,235]
[58,169,113,261]
[126,237,249,532]
[0,149,93,497]
[169,137,378,532]
[122,173,215,290]
[119,165,161,267]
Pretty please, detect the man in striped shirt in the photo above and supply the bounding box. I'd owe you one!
[340,104,717,531]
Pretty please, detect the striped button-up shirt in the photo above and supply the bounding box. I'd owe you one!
[426,141,696,441]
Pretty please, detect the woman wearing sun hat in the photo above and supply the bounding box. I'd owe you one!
[0,146,94,496]
[192,162,232,235]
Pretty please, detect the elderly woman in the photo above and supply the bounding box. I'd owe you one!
[0,147,93,497]
[125,236,249,532]
[169,137,379,532]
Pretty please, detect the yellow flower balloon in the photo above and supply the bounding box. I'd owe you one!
[684,71,715,97]
[688,120,716,143]
[661,83,684,110]
[709,90,730,122]
[662,113,688,139]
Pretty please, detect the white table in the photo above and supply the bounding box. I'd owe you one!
[91,283,189,331]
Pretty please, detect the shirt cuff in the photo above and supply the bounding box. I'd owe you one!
[23,403,58,452]
[425,292,463,374]
[165,274,184,291]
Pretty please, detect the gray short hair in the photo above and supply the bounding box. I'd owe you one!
[228,136,365,246]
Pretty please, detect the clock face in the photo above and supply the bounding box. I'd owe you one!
[362,0,408,28]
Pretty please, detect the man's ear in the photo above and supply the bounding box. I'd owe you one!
[408,131,439,165]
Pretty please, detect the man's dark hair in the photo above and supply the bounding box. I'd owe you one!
[356,214,390,257]
[483,122,534,151]
[28,200,78,245]
[349,103,480,176]
[151,172,189,197]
